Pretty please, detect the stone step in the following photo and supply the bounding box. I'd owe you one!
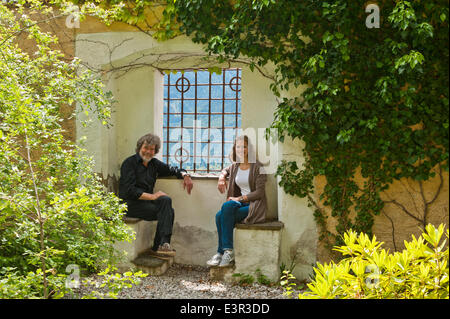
[208,220,284,283]
[132,249,174,276]
[209,264,236,282]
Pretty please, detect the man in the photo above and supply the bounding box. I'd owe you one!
[119,133,193,257]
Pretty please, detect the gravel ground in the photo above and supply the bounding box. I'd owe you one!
[74,263,304,299]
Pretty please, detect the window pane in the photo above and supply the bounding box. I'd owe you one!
[169,114,181,127]
[224,114,235,127]
[182,142,193,158]
[223,157,232,167]
[225,85,238,99]
[168,128,183,141]
[182,128,194,143]
[197,85,209,98]
[183,99,195,113]
[183,114,195,127]
[209,127,222,144]
[183,156,194,170]
[169,100,182,113]
[211,85,223,99]
[184,71,195,83]
[225,70,236,84]
[184,85,195,99]
[197,99,209,113]
[224,143,233,157]
[211,72,223,84]
[168,142,179,154]
[209,157,222,171]
[199,128,209,142]
[196,143,208,157]
[170,88,181,99]
[224,100,237,113]
[197,71,210,84]
[210,143,222,157]
[211,100,222,113]
[168,156,179,167]
[224,128,236,142]
[197,114,209,128]
[195,158,208,170]
[169,72,183,84]
[210,114,222,128]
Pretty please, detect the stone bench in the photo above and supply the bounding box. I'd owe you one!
[114,217,173,275]
[209,219,284,283]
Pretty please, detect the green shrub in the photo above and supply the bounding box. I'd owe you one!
[0,2,135,298]
[295,224,448,299]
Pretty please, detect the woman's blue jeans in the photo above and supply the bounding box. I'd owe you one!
[215,200,249,254]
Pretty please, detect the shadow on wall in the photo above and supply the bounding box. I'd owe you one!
[99,173,119,195]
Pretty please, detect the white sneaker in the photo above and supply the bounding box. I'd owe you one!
[218,250,234,267]
[206,253,223,267]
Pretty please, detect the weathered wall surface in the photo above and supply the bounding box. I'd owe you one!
[315,166,449,263]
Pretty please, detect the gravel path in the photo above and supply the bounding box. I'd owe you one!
[76,263,303,299]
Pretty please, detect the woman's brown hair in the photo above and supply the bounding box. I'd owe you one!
[230,135,256,163]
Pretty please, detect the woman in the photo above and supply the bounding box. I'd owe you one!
[207,135,268,267]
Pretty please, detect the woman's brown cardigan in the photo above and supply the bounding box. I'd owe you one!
[221,161,267,224]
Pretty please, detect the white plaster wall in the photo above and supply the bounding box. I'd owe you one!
[277,137,318,281]
[241,68,279,220]
[155,178,223,265]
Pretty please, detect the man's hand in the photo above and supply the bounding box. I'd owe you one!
[183,175,193,194]
[217,178,227,194]
[139,191,167,201]
[152,191,168,200]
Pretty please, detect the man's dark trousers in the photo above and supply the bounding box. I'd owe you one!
[125,196,174,251]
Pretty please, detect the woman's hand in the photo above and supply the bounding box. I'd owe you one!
[217,178,228,193]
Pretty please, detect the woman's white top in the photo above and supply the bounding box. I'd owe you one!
[235,166,251,196]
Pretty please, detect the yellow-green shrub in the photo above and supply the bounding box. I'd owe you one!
[298,224,448,299]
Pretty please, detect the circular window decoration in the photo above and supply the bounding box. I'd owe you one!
[229,76,241,92]
[175,76,191,93]
[174,146,190,163]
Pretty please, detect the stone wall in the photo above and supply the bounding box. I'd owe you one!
[315,166,449,263]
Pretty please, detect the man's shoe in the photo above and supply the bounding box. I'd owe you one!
[206,253,223,267]
[149,243,176,257]
[218,250,234,267]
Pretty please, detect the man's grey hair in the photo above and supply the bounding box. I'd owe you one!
[136,133,161,154]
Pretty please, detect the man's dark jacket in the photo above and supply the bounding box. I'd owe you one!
[119,153,186,203]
